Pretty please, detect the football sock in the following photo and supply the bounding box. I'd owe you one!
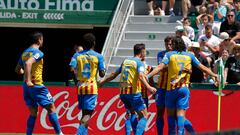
[26,115,36,135]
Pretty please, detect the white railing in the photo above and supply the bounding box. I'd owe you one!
[101,0,134,71]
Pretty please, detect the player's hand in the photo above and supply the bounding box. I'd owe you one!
[148,86,156,94]
[151,93,156,99]
[98,81,104,88]
[183,68,192,74]
[26,81,34,87]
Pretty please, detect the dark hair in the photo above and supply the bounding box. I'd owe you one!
[164,36,174,43]
[205,24,213,30]
[134,43,145,55]
[201,14,209,19]
[82,33,96,50]
[172,37,186,52]
[183,17,190,22]
[29,32,43,45]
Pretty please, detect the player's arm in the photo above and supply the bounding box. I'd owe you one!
[15,64,24,74]
[139,72,156,94]
[197,64,219,83]
[148,52,169,78]
[98,55,106,78]
[99,71,120,87]
[15,57,24,74]
[99,70,105,78]
[25,57,36,87]
[148,67,154,86]
[147,63,165,78]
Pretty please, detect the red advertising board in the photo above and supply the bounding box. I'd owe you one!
[0,85,240,134]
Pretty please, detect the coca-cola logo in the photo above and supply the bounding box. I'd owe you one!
[40,90,157,133]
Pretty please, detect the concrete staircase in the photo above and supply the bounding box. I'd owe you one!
[104,0,183,82]
[105,15,182,82]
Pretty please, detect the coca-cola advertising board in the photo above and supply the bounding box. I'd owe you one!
[0,85,240,134]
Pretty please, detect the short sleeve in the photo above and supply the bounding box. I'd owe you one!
[157,51,165,64]
[116,63,123,73]
[17,57,23,66]
[33,50,43,62]
[162,52,170,65]
[98,54,105,71]
[137,60,145,73]
[69,57,77,68]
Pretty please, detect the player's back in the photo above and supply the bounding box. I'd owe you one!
[165,51,195,90]
[119,57,143,94]
[141,62,152,98]
[20,47,44,85]
[75,50,104,94]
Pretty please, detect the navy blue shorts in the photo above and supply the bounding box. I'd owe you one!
[78,94,97,110]
[155,88,166,107]
[23,83,53,107]
[120,93,146,112]
[165,87,190,110]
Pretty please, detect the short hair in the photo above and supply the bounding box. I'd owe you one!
[201,14,209,19]
[205,24,213,30]
[134,43,145,56]
[172,37,186,52]
[29,32,43,45]
[183,17,190,22]
[82,33,96,50]
[227,10,236,15]
[164,36,174,43]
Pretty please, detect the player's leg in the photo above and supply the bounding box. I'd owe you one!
[165,89,178,135]
[176,109,186,135]
[34,85,62,135]
[77,109,94,135]
[76,94,97,135]
[176,87,190,135]
[132,93,148,135]
[125,109,137,135]
[125,110,132,135]
[45,104,63,135]
[27,106,38,135]
[155,89,166,135]
[23,83,38,135]
[120,94,137,135]
[184,119,195,135]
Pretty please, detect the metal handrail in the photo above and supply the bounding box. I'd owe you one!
[101,0,134,71]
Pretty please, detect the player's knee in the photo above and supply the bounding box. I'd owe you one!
[29,107,38,117]
[45,104,56,114]
[137,109,148,118]
[81,115,91,127]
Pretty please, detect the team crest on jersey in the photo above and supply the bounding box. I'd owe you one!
[139,66,145,72]
[33,53,40,59]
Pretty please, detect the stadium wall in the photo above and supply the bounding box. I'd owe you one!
[0,83,240,134]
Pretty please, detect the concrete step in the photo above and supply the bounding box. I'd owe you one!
[126,23,178,31]
[119,40,165,49]
[110,56,158,66]
[124,31,175,40]
[134,0,182,15]
[115,48,160,57]
[129,15,182,24]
